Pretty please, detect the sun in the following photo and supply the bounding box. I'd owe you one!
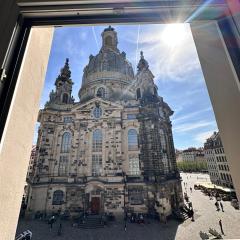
[161,24,188,47]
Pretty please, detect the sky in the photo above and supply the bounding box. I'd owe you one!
[34,23,218,150]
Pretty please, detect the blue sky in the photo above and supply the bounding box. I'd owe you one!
[34,23,218,150]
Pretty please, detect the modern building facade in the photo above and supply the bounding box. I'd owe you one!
[204,132,234,188]
[26,26,183,219]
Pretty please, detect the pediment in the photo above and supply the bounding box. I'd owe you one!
[72,97,123,112]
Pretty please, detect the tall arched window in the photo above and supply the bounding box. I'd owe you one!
[62,93,69,104]
[136,88,141,100]
[129,155,140,175]
[159,129,166,151]
[92,129,102,152]
[92,129,103,176]
[128,129,138,151]
[52,190,64,205]
[96,87,106,98]
[61,132,71,153]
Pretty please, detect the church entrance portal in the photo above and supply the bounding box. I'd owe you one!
[91,197,100,214]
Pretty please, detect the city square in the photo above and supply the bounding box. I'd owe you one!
[16,173,240,240]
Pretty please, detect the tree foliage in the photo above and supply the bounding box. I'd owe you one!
[177,161,208,172]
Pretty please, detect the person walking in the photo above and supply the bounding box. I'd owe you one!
[190,209,195,222]
[190,187,192,193]
[219,219,225,235]
[220,202,224,212]
[57,222,62,236]
[124,222,127,232]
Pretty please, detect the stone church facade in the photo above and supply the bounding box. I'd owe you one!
[27,26,183,220]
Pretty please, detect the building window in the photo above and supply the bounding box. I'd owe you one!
[127,114,136,120]
[52,190,64,205]
[92,154,102,176]
[62,93,69,104]
[64,116,72,123]
[128,187,144,205]
[93,106,102,118]
[128,129,138,151]
[159,129,167,151]
[59,156,68,176]
[129,155,140,175]
[92,129,102,152]
[61,132,71,153]
[96,87,106,98]
[136,88,141,100]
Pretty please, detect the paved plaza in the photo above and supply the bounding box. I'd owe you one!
[16,173,240,240]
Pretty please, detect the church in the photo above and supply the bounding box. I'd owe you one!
[27,26,183,220]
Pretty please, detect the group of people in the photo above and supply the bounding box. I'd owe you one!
[184,192,195,222]
[48,215,62,236]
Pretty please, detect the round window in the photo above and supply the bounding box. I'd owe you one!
[93,106,102,118]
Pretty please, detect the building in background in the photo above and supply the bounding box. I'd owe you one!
[175,150,183,162]
[182,148,205,163]
[204,132,234,188]
[26,26,183,219]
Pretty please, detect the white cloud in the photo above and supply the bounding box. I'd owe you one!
[173,120,215,133]
[194,129,218,144]
[137,24,202,83]
[172,107,212,122]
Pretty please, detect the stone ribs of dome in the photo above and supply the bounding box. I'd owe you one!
[82,48,134,85]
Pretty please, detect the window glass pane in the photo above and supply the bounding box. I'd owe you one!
[128,186,144,205]
[127,114,136,120]
[59,156,68,175]
[61,132,71,153]
[96,87,106,98]
[52,190,64,205]
[129,155,140,175]
[93,107,102,118]
[64,117,72,123]
[128,129,138,151]
[92,154,102,176]
[92,129,102,152]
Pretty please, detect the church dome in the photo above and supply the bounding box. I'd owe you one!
[82,49,134,84]
[79,26,135,102]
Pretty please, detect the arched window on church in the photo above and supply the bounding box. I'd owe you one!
[129,155,140,175]
[62,93,69,104]
[92,129,103,176]
[128,129,138,151]
[159,129,166,151]
[136,88,141,100]
[96,87,106,98]
[61,132,71,153]
[92,129,102,152]
[52,190,64,205]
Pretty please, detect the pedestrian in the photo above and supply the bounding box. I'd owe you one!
[219,219,225,235]
[57,222,62,236]
[190,187,192,193]
[215,201,220,211]
[49,215,55,230]
[124,222,127,232]
[190,209,195,221]
[220,201,224,212]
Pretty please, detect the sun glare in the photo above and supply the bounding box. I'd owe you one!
[161,24,187,47]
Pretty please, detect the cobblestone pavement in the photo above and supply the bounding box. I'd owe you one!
[16,173,240,240]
